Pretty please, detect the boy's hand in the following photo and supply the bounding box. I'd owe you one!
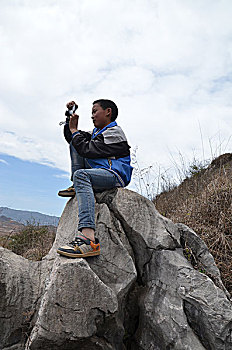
[69,113,79,133]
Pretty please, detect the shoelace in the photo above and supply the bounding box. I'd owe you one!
[70,236,90,247]
[70,239,84,246]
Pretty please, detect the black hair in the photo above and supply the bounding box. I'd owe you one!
[93,99,118,121]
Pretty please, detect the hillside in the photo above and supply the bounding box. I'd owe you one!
[154,153,232,294]
[0,207,59,226]
[0,216,24,237]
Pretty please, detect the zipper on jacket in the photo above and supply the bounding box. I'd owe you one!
[108,159,112,169]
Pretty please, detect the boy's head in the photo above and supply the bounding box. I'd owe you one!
[92,99,118,122]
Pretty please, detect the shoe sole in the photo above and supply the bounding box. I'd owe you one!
[57,249,100,258]
[58,193,75,197]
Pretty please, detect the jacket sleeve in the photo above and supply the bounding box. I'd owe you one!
[71,131,130,159]
[63,120,72,144]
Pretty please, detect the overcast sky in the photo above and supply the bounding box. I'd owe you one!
[1,0,232,216]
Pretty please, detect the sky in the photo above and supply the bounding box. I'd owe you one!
[0,0,232,216]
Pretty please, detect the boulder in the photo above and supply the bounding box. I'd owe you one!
[0,188,231,350]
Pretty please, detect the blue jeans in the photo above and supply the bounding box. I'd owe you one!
[70,143,120,231]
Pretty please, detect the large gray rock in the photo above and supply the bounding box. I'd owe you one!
[134,249,232,350]
[0,188,231,350]
[177,223,230,298]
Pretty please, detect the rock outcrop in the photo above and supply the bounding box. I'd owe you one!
[0,188,232,350]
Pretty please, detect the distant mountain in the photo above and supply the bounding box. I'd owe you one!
[0,207,60,226]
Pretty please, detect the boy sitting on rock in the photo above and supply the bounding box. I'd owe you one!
[57,99,132,258]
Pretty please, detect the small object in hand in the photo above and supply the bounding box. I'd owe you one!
[59,101,78,126]
[67,101,78,116]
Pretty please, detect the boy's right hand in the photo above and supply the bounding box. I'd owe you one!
[69,113,79,133]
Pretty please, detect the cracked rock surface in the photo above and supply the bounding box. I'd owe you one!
[0,188,232,350]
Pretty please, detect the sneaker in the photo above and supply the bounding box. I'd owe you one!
[57,235,100,258]
[58,185,75,197]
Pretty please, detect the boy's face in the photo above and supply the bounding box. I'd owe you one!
[91,103,111,129]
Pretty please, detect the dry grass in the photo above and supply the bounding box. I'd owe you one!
[154,153,232,295]
[0,223,56,260]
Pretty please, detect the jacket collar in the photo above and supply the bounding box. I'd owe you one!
[92,121,117,139]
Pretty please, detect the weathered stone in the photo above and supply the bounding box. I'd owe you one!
[133,249,232,349]
[0,248,45,349]
[25,259,119,349]
[0,188,231,350]
[177,222,230,298]
[26,196,137,350]
[101,189,181,281]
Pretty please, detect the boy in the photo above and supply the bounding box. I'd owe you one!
[57,99,132,258]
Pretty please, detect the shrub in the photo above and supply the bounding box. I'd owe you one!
[1,223,56,261]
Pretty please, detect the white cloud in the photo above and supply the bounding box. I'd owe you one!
[53,173,69,179]
[0,0,232,178]
[0,159,9,165]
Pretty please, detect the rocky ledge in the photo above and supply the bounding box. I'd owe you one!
[0,188,232,350]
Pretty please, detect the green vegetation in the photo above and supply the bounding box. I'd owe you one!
[1,223,56,260]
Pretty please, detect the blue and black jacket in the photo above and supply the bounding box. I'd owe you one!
[64,121,133,187]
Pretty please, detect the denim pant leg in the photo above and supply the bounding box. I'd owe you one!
[70,143,88,181]
[73,168,119,231]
